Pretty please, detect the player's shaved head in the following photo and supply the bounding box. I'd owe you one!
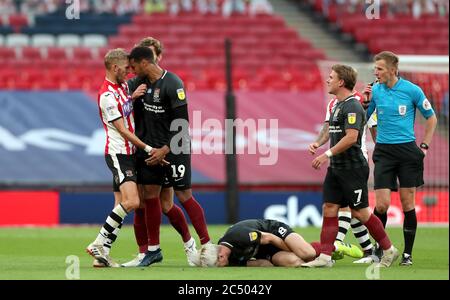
[104,48,128,70]
[128,46,155,64]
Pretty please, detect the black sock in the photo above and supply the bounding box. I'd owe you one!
[374,208,387,228]
[403,209,417,256]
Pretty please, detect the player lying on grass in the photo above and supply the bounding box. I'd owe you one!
[196,219,363,267]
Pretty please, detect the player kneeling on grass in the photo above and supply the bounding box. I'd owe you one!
[195,219,362,267]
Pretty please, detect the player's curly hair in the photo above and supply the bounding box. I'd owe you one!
[136,37,163,57]
[199,244,220,267]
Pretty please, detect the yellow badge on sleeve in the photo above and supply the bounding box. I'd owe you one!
[348,113,356,125]
[249,231,258,241]
[177,88,186,100]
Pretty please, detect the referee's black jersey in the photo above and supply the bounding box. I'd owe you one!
[218,219,272,266]
[128,70,188,150]
[329,96,367,169]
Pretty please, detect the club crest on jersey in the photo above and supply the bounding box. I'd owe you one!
[153,88,161,102]
[177,88,186,100]
[125,170,134,177]
[399,105,407,116]
[332,108,340,122]
[348,113,356,124]
[249,231,258,241]
[146,88,152,94]
[422,99,432,110]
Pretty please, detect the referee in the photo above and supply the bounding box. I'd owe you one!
[365,51,438,266]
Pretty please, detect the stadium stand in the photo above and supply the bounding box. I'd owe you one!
[0,0,326,92]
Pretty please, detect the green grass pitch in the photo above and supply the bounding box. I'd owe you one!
[0,225,447,280]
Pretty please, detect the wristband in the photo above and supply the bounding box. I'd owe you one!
[325,150,333,158]
[144,145,153,153]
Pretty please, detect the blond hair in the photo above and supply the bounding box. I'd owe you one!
[104,48,128,70]
[199,244,220,267]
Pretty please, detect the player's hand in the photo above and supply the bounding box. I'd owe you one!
[132,84,147,100]
[362,84,373,108]
[160,159,170,166]
[145,146,170,166]
[420,148,427,156]
[309,142,320,155]
[312,153,328,170]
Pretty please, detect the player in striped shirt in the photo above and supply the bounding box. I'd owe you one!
[86,49,156,267]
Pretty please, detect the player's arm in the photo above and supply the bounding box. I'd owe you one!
[260,232,290,251]
[111,118,151,153]
[100,92,152,154]
[414,89,437,154]
[146,76,188,165]
[309,123,330,155]
[312,103,365,170]
[246,259,274,267]
[367,110,377,142]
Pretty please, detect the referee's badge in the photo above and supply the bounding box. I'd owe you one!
[348,113,356,124]
[177,88,186,100]
[399,105,407,116]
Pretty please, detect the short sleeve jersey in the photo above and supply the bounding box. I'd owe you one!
[218,219,270,266]
[128,70,188,149]
[329,96,367,169]
[367,77,435,144]
[98,78,135,155]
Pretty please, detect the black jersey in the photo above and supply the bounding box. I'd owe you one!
[329,96,367,169]
[128,70,189,151]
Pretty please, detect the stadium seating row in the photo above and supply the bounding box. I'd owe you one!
[0,33,107,48]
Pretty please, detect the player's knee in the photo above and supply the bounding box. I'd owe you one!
[375,203,389,214]
[176,189,192,202]
[284,256,302,267]
[161,199,174,214]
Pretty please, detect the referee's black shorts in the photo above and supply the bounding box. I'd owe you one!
[323,166,369,210]
[373,142,425,190]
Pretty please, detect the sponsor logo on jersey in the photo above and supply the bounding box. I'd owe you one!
[348,113,356,124]
[153,88,161,102]
[399,105,407,116]
[122,100,133,117]
[177,88,186,100]
[106,106,116,117]
[423,98,432,110]
[249,231,258,241]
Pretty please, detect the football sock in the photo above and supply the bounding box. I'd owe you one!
[336,211,351,242]
[182,196,210,244]
[403,209,417,255]
[320,217,339,256]
[374,208,387,228]
[165,204,191,243]
[145,197,162,249]
[363,214,391,250]
[133,207,148,253]
[350,218,373,252]
[104,223,122,255]
[95,204,127,246]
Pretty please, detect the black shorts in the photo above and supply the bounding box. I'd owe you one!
[373,142,425,190]
[254,220,294,261]
[105,154,137,192]
[323,166,369,210]
[136,152,191,191]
